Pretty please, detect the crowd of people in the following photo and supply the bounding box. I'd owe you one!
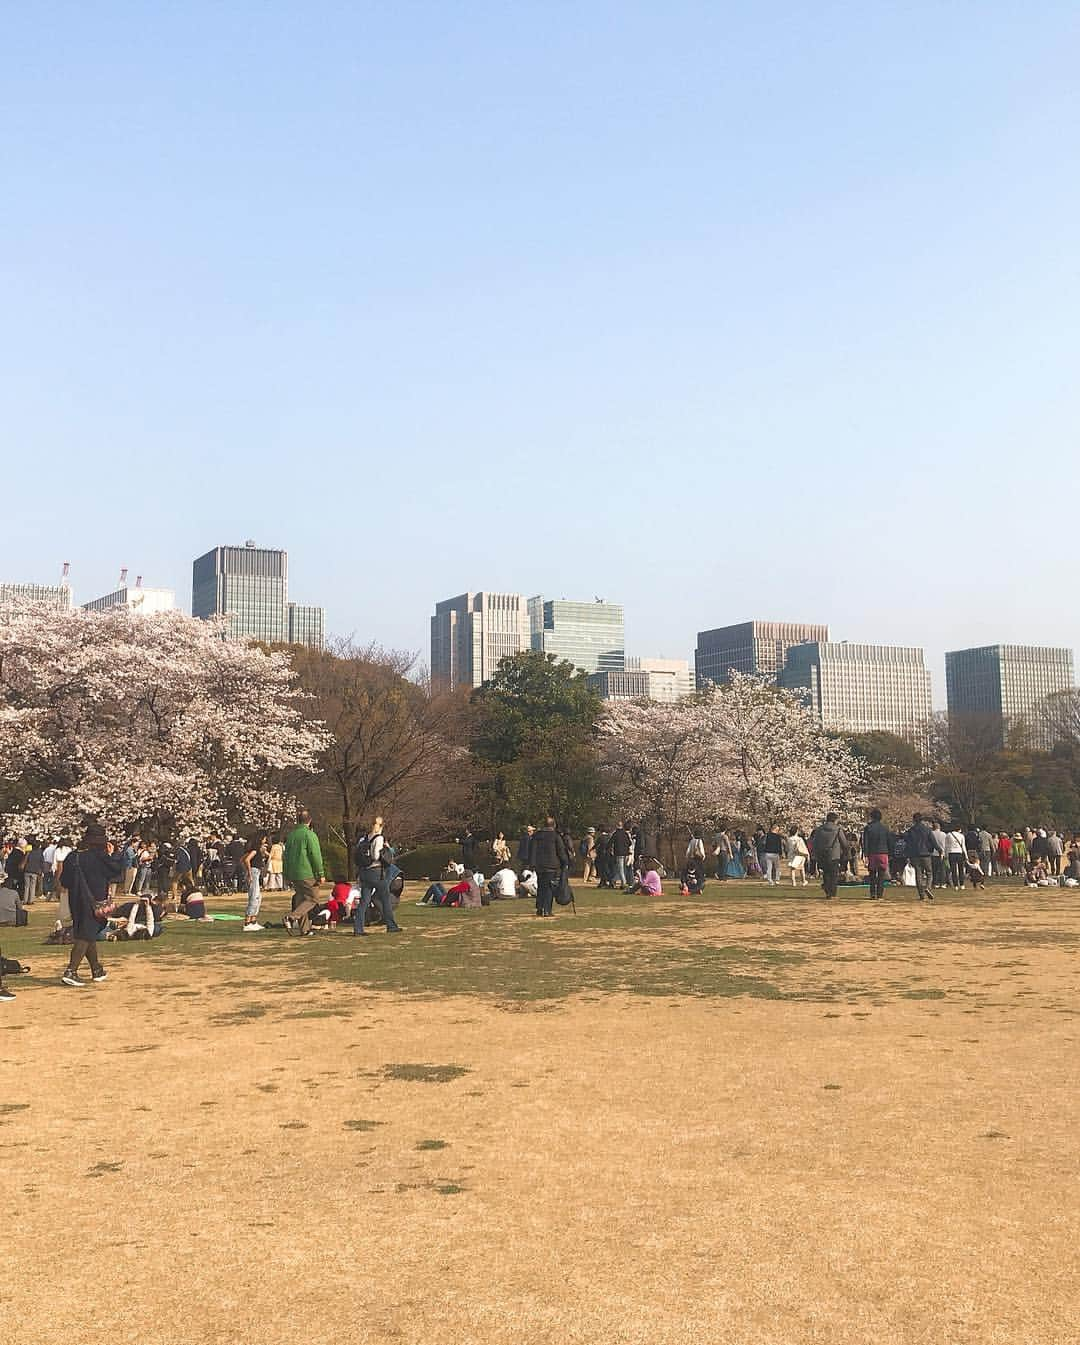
[2,805,1078,1001]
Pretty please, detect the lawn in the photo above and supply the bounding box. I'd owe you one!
[3,879,1078,1344]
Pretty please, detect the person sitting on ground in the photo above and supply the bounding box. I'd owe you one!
[1024,858,1048,887]
[326,876,352,924]
[489,865,518,900]
[180,890,211,921]
[0,883,27,927]
[458,870,483,908]
[681,857,706,895]
[421,881,447,906]
[438,878,473,906]
[630,864,663,896]
[518,867,538,900]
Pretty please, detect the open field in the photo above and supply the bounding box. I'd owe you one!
[2,881,1078,1344]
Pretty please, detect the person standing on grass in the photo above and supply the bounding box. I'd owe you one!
[784,827,810,887]
[60,824,123,987]
[862,809,892,900]
[762,825,784,885]
[516,824,535,871]
[1047,829,1064,876]
[810,813,850,900]
[353,816,402,935]
[22,839,46,905]
[283,810,326,936]
[610,821,632,890]
[978,825,996,878]
[580,828,597,883]
[997,831,1012,876]
[242,833,268,931]
[905,813,941,902]
[530,815,569,917]
[929,820,950,887]
[266,835,284,891]
[945,825,967,889]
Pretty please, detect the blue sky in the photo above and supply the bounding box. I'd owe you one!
[4,2,1079,700]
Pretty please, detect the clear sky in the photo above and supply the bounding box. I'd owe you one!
[5,2,1079,701]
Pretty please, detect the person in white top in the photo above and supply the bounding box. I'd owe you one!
[945,828,967,889]
[784,828,810,887]
[518,868,538,899]
[489,866,518,900]
[53,840,73,922]
[42,841,57,898]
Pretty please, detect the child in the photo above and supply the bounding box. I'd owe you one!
[965,852,986,890]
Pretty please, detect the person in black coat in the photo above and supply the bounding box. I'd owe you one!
[61,824,123,986]
[529,817,569,917]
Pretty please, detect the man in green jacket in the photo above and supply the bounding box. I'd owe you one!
[283,810,326,935]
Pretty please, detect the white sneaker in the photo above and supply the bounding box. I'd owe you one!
[61,972,84,987]
[243,922,264,932]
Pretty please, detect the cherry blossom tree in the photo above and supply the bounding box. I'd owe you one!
[0,599,329,837]
[599,672,868,857]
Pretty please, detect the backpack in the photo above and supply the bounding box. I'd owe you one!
[354,834,379,869]
[688,838,705,861]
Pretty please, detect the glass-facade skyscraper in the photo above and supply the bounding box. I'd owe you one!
[946,645,1074,748]
[192,543,324,647]
[528,597,624,675]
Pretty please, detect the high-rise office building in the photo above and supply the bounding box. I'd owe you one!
[626,657,693,703]
[780,641,932,745]
[589,657,694,704]
[695,620,829,688]
[946,645,1074,748]
[528,597,624,675]
[287,602,325,649]
[192,542,324,647]
[0,581,72,610]
[83,582,175,615]
[587,669,650,702]
[430,592,530,690]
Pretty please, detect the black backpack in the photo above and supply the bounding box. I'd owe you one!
[354,834,377,869]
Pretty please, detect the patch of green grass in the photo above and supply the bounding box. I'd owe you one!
[8,880,1077,1009]
[434,1183,464,1195]
[344,1119,383,1131]
[0,1104,29,1115]
[416,1139,449,1151]
[383,1064,470,1084]
[87,1161,124,1178]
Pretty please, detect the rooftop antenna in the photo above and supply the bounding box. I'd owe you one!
[118,566,128,589]
[135,574,143,588]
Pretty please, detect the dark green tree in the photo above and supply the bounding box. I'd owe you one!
[469,650,606,837]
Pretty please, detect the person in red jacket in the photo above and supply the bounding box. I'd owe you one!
[997,832,1013,874]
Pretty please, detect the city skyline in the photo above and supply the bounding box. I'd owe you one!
[6,5,1079,714]
[6,555,1080,713]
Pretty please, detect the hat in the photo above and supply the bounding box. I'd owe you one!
[586,827,596,834]
[81,824,108,848]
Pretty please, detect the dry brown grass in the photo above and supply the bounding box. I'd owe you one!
[3,885,1079,1343]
